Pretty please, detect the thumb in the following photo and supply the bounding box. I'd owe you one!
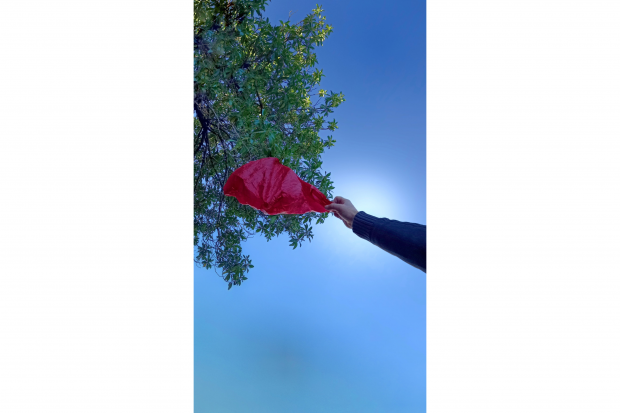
[324,203,337,212]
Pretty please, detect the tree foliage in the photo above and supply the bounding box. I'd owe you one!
[194,0,344,289]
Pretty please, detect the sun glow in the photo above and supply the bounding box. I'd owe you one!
[317,170,406,264]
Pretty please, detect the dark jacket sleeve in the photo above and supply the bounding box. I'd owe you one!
[352,211,426,273]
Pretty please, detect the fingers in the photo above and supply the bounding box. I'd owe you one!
[325,202,341,214]
[326,204,341,213]
[332,210,352,229]
[333,210,346,223]
[327,196,346,209]
[327,196,355,230]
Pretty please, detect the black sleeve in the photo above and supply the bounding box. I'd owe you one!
[352,211,426,273]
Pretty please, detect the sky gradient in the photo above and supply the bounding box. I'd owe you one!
[195,1,426,411]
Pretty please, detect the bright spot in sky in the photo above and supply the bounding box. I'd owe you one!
[317,169,405,267]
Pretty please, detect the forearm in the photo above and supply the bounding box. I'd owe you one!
[352,211,426,273]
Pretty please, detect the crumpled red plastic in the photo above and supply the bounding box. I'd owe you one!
[223,157,332,215]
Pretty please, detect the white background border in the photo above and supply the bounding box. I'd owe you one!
[428,1,620,411]
[1,0,619,412]
[0,1,193,412]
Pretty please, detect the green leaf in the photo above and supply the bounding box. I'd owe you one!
[195,0,342,290]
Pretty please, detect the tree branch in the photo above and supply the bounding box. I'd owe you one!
[255,88,264,113]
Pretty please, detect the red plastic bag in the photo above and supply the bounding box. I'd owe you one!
[223,157,332,215]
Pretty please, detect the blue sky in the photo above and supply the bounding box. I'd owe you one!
[195,1,426,412]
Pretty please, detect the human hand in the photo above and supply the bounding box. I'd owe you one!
[324,196,359,230]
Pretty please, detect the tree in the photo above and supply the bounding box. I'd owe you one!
[194,0,344,289]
